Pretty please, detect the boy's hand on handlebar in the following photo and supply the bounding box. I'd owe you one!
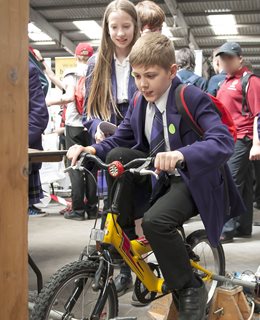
[154,151,184,174]
[67,145,96,166]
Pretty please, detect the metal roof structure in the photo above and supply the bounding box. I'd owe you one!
[29,0,260,73]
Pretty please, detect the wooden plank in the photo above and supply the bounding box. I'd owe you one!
[147,294,179,320]
[0,1,28,319]
[28,149,67,163]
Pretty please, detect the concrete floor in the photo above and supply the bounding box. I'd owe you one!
[28,201,260,319]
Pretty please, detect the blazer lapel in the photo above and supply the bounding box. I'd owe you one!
[133,95,149,151]
[128,67,137,99]
[165,78,184,150]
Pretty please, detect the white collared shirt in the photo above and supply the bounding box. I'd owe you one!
[145,85,171,151]
[145,84,180,175]
[114,54,130,103]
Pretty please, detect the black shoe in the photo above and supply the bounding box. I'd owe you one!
[32,205,46,213]
[178,279,208,320]
[114,273,133,297]
[234,231,252,238]
[64,211,85,221]
[220,232,234,244]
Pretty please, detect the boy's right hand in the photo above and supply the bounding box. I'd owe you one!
[67,145,96,166]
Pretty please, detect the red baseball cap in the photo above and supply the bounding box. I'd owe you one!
[75,42,93,57]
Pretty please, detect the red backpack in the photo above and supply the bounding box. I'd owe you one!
[175,84,237,141]
[74,76,86,115]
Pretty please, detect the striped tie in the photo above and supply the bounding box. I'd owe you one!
[149,103,165,156]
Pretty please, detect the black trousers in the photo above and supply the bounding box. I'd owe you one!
[106,147,198,289]
[142,176,198,290]
[65,125,98,212]
[223,136,253,235]
[253,161,260,204]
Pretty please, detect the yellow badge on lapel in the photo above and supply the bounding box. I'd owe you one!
[169,123,176,135]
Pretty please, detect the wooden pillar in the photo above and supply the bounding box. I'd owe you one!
[0,0,28,319]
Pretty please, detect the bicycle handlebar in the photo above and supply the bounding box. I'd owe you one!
[65,152,185,179]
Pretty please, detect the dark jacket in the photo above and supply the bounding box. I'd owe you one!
[177,69,207,91]
[207,71,227,97]
[28,61,49,204]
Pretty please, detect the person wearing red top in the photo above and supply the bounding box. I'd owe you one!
[216,42,260,243]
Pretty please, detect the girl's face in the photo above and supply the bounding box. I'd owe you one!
[108,10,135,51]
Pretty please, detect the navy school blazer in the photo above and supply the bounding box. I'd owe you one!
[82,54,137,141]
[29,61,49,171]
[92,76,246,246]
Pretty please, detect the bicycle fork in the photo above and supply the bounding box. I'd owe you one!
[90,250,114,320]
[60,251,114,320]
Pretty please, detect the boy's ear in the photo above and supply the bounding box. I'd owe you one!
[170,64,178,79]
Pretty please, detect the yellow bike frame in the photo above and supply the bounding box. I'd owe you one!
[101,212,213,294]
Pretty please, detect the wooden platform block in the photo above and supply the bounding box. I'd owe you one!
[147,294,179,320]
[208,286,251,320]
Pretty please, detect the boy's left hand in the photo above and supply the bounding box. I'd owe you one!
[154,151,184,173]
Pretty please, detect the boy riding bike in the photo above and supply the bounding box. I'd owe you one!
[68,33,245,320]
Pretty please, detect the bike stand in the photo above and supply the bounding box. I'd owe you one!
[208,285,251,320]
[148,294,179,320]
[28,254,43,294]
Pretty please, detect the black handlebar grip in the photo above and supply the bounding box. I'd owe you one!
[176,160,186,170]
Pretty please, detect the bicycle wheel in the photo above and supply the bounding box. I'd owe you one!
[186,229,225,306]
[30,260,118,320]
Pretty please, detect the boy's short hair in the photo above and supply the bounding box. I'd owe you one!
[135,0,165,31]
[176,47,196,71]
[129,33,176,70]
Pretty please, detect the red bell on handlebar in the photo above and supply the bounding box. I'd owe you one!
[108,161,125,178]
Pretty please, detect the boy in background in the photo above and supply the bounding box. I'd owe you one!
[136,0,165,35]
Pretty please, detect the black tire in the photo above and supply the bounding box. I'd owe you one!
[30,260,118,320]
[186,229,225,307]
